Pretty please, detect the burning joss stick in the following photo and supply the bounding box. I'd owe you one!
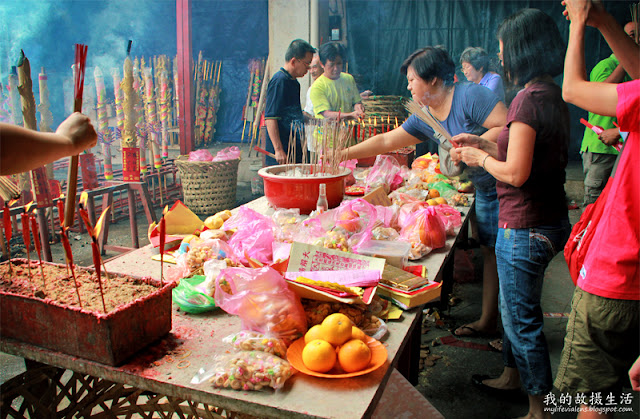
[20,212,32,279]
[60,226,82,308]
[78,192,111,290]
[159,206,167,286]
[3,202,14,273]
[29,212,45,289]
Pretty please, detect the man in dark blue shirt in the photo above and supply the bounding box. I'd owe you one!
[264,39,315,166]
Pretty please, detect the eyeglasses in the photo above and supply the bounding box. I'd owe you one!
[298,58,312,67]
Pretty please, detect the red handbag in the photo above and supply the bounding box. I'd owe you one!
[564,178,613,284]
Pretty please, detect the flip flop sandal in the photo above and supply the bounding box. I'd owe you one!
[453,325,481,337]
[488,338,503,352]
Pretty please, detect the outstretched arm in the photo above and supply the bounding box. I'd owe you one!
[561,0,638,116]
[0,112,97,176]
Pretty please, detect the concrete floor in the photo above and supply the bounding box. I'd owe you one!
[2,154,638,417]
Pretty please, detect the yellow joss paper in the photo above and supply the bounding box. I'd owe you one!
[163,201,205,235]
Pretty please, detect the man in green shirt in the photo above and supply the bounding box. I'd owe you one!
[581,21,635,205]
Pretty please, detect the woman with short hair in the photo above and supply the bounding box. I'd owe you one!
[460,46,505,103]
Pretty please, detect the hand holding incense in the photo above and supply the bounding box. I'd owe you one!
[64,44,88,229]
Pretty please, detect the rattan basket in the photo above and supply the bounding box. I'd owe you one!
[175,156,239,215]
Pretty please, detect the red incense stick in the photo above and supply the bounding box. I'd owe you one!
[29,213,45,288]
[64,44,88,230]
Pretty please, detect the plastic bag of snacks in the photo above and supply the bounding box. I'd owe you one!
[222,331,288,358]
[223,206,276,265]
[191,351,294,391]
[365,155,403,193]
[215,266,307,344]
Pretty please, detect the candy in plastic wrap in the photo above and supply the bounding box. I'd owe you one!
[191,351,295,391]
[222,331,288,358]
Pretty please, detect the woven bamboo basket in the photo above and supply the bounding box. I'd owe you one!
[175,156,239,216]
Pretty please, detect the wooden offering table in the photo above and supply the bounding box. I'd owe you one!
[0,196,473,418]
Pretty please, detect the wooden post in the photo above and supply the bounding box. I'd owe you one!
[177,0,194,155]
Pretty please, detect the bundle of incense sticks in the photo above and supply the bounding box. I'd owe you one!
[404,99,453,150]
[632,3,639,44]
[291,119,353,176]
[0,177,21,202]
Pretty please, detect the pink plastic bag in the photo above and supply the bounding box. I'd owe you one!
[212,146,242,162]
[433,204,462,236]
[188,149,214,161]
[215,266,307,344]
[365,155,403,193]
[340,159,357,186]
[400,206,446,251]
[223,206,276,265]
[332,199,378,252]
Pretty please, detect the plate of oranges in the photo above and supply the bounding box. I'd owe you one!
[286,313,388,378]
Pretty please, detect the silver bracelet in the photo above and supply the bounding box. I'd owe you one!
[482,154,490,170]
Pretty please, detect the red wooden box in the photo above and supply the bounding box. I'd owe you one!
[0,259,175,366]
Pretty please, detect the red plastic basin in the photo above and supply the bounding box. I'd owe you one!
[258,164,350,214]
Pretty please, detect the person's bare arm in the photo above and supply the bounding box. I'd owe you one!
[602,63,627,83]
[265,119,286,164]
[320,110,361,121]
[0,112,97,176]
[449,101,506,163]
[341,126,419,161]
[479,101,508,142]
[458,122,536,187]
[598,127,621,146]
[562,3,619,116]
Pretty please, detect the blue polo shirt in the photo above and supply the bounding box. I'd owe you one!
[402,82,499,190]
[264,68,304,166]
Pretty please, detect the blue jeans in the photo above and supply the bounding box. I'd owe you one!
[496,219,571,395]
[474,187,499,248]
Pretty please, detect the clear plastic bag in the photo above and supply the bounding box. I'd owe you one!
[191,351,295,391]
[222,331,288,358]
[365,155,403,193]
[215,266,307,344]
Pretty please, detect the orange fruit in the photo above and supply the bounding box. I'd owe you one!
[305,324,324,344]
[302,339,337,372]
[426,198,438,206]
[338,339,372,372]
[351,326,367,342]
[435,196,447,205]
[428,189,440,199]
[321,313,354,346]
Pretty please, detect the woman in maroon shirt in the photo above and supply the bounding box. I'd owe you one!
[453,9,571,419]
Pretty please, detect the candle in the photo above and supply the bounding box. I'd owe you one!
[121,57,139,149]
[159,70,170,158]
[143,68,162,169]
[94,67,113,180]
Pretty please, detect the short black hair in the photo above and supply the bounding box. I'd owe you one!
[318,42,346,64]
[400,46,455,86]
[497,8,565,86]
[285,39,316,62]
[460,47,491,74]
